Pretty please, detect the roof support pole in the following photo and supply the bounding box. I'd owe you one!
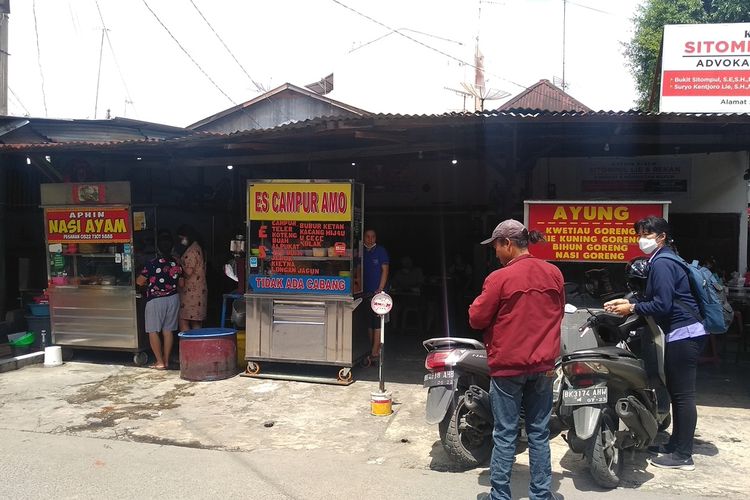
[0,157,6,316]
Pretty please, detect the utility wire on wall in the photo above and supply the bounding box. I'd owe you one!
[32,0,48,117]
[188,0,266,93]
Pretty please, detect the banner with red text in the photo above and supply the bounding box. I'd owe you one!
[249,182,352,222]
[524,201,669,263]
[661,23,750,113]
[247,181,357,295]
[45,207,131,244]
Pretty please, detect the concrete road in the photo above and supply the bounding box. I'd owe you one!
[0,347,748,499]
[0,429,713,500]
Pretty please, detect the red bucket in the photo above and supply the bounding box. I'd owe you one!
[178,328,237,381]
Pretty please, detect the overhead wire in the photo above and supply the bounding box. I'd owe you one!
[330,0,528,91]
[141,0,263,128]
[188,0,266,93]
[31,0,49,117]
[95,0,138,118]
[565,0,618,17]
[8,87,31,116]
[67,0,80,35]
[332,0,598,112]
[140,0,237,106]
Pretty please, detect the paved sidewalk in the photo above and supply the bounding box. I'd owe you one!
[0,347,748,498]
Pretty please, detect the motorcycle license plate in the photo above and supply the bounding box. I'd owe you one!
[562,386,608,406]
[423,370,454,387]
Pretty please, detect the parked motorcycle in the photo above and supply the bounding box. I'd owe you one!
[557,308,671,488]
[423,336,493,468]
[423,304,581,468]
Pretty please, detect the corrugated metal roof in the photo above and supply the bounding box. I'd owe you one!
[187,82,371,130]
[0,116,190,147]
[3,110,750,151]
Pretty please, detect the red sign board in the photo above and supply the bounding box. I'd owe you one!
[526,201,668,263]
[45,207,131,244]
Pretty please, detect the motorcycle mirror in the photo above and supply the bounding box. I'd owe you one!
[564,303,577,314]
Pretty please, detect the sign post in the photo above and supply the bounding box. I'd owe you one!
[370,292,393,392]
[370,292,393,415]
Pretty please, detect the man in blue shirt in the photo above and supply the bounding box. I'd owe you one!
[363,229,389,359]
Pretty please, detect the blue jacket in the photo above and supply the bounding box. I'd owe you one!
[633,247,701,333]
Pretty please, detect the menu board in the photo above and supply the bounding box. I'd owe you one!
[247,182,360,295]
[525,201,669,263]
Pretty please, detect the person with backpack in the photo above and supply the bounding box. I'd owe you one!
[604,215,708,471]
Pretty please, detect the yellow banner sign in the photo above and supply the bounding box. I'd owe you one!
[249,183,352,221]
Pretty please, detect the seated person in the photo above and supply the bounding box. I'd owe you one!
[390,256,424,292]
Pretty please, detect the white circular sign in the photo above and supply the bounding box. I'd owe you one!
[370,292,393,315]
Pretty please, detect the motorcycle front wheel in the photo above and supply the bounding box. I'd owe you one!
[439,396,493,469]
[587,411,623,489]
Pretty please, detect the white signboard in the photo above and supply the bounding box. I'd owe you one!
[578,156,691,197]
[370,292,393,316]
[660,23,750,113]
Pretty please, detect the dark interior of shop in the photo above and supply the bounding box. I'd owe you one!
[3,112,750,353]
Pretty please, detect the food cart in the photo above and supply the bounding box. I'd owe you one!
[243,180,367,384]
[41,181,148,364]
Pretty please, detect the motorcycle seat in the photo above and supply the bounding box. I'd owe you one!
[562,346,637,362]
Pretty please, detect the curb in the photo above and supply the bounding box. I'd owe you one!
[0,351,45,373]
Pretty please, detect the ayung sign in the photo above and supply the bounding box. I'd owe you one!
[525,201,669,263]
[661,23,750,112]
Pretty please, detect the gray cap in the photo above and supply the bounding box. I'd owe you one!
[480,219,527,245]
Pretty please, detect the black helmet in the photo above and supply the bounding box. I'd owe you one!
[625,257,650,296]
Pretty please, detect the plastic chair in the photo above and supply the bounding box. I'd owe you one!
[399,305,423,335]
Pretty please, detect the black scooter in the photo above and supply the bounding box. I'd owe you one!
[558,309,671,488]
[422,304,581,468]
[423,337,494,468]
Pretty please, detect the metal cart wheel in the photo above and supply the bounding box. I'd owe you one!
[246,361,261,375]
[337,367,353,383]
[133,351,149,366]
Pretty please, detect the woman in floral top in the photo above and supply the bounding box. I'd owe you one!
[177,224,207,331]
[136,232,183,369]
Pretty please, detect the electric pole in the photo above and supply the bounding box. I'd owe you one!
[0,0,10,116]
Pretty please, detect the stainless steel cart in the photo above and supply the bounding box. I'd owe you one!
[41,181,148,364]
[242,180,367,384]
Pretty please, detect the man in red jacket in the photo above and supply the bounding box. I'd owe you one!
[469,219,564,500]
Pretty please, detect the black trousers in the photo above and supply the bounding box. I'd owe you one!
[664,335,708,458]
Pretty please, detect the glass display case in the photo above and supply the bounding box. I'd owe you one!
[243,180,367,383]
[48,243,133,287]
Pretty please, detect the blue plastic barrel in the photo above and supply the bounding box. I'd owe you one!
[178,328,237,381]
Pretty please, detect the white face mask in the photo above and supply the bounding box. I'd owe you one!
[638,237,658,255]
[364,243,375,250]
